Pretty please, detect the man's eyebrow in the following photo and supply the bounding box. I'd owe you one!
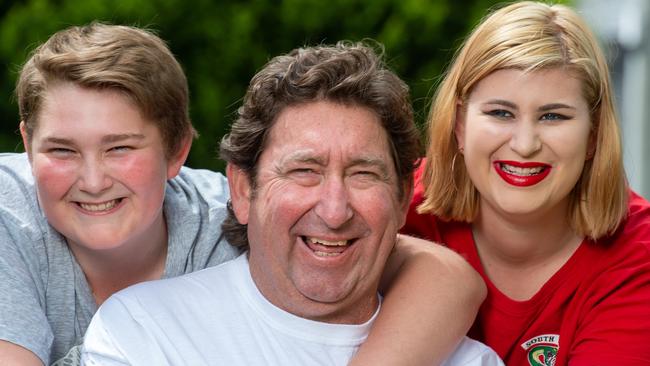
[101,133,146,144]
[350,157,391,177]
[350,157,388,168]
[281,151,327,166]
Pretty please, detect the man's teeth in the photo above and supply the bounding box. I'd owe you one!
[79,199,119,212]
[501,164,544,176]
[306,237,349,246]
[314,251,341,257]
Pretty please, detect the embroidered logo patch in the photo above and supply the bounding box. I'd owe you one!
[521,334,559,366]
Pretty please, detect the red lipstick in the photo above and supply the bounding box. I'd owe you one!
[494,160,551,187]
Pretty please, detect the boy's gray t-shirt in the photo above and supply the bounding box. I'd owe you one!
[0,153,239,365]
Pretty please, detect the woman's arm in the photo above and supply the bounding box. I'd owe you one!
[349,234,486,366]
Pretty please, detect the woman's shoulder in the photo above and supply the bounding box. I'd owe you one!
[610,190,650,249]
[588,190,650,274]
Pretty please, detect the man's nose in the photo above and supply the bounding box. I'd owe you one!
[314,177,353,229]
[77,158,112,194]
[509,120,542,157]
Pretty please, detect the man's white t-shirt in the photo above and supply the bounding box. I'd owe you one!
[82,254,503,366]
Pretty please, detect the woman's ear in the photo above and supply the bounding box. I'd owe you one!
[454,101,465,152]
[227,163,252,225]
[586,129,597,160]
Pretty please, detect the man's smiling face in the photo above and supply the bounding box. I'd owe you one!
[229,100,409,324]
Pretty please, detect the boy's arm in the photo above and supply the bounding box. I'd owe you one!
[0,216,51,366]
[349,234,486,366]
[0,341,44,366]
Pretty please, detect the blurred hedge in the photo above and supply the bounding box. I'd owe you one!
[0,0,566,172]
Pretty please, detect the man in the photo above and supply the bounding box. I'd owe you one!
[81,42,502,365]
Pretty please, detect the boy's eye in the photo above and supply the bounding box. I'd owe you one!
[48,147,75,155]
[109,146,133,152]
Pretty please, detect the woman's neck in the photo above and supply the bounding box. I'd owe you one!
[472,199,583,301]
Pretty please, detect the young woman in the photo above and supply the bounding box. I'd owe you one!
[0,23,484,365]
[403,2,650,365]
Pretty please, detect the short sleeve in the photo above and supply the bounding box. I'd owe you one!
[0,213,52,364]
[82,293,177,366]
[568,248,650,365]
[81,302,131,366]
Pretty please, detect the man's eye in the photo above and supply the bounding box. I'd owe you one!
[354,170,378,178]
[288,168,320,185]
[291,168,316,175]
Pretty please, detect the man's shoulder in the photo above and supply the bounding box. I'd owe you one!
[110,255,243,312]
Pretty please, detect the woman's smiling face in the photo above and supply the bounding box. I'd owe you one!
[457,68,594,220]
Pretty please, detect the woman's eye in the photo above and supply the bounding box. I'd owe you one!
[486,109,513,119]
[540,113,570,121]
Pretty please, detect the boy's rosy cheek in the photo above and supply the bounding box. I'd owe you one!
[112,154,165,185]
[33,161,77,197]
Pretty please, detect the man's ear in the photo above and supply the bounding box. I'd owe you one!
[166,135,192,179]
[397,178,415,228]
[227,163,252,225]
[19,121,32,161]
[454,101,465,152]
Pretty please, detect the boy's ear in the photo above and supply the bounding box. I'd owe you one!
[227,164,252,225]
[166,135,192,179]
[19,122,32,161]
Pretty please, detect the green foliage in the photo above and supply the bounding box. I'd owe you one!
[0,0,540,172]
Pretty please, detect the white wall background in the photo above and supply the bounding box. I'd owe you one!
[578,0,650,198]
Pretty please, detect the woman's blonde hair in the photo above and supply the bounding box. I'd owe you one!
[419,1,628,239]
